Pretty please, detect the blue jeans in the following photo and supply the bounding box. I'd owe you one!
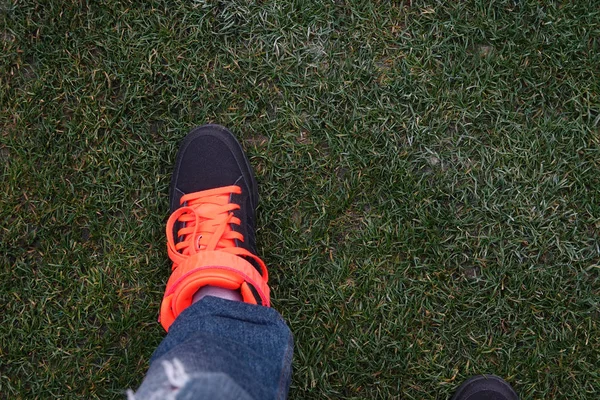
[130,296,294,400]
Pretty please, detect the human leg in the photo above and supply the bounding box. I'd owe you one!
[130,297,293,400]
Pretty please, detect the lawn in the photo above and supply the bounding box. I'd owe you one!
[1,0,599,398]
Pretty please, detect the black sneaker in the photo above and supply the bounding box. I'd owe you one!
[169,124,260,255]
[159,125,270,331]
[451,375,519,400]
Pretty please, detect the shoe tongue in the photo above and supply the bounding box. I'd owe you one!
[188,195,235,251]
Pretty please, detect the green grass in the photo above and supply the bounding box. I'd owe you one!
[1,0,599,398]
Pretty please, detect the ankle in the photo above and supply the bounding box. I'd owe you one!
[192,285,243,303]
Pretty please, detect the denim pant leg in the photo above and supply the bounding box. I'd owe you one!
[130,296,294,400]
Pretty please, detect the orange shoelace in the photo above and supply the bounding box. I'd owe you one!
[166,185,268,279]
[160,185,270,331]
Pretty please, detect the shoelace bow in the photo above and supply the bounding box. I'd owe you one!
[166,185,267,277]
